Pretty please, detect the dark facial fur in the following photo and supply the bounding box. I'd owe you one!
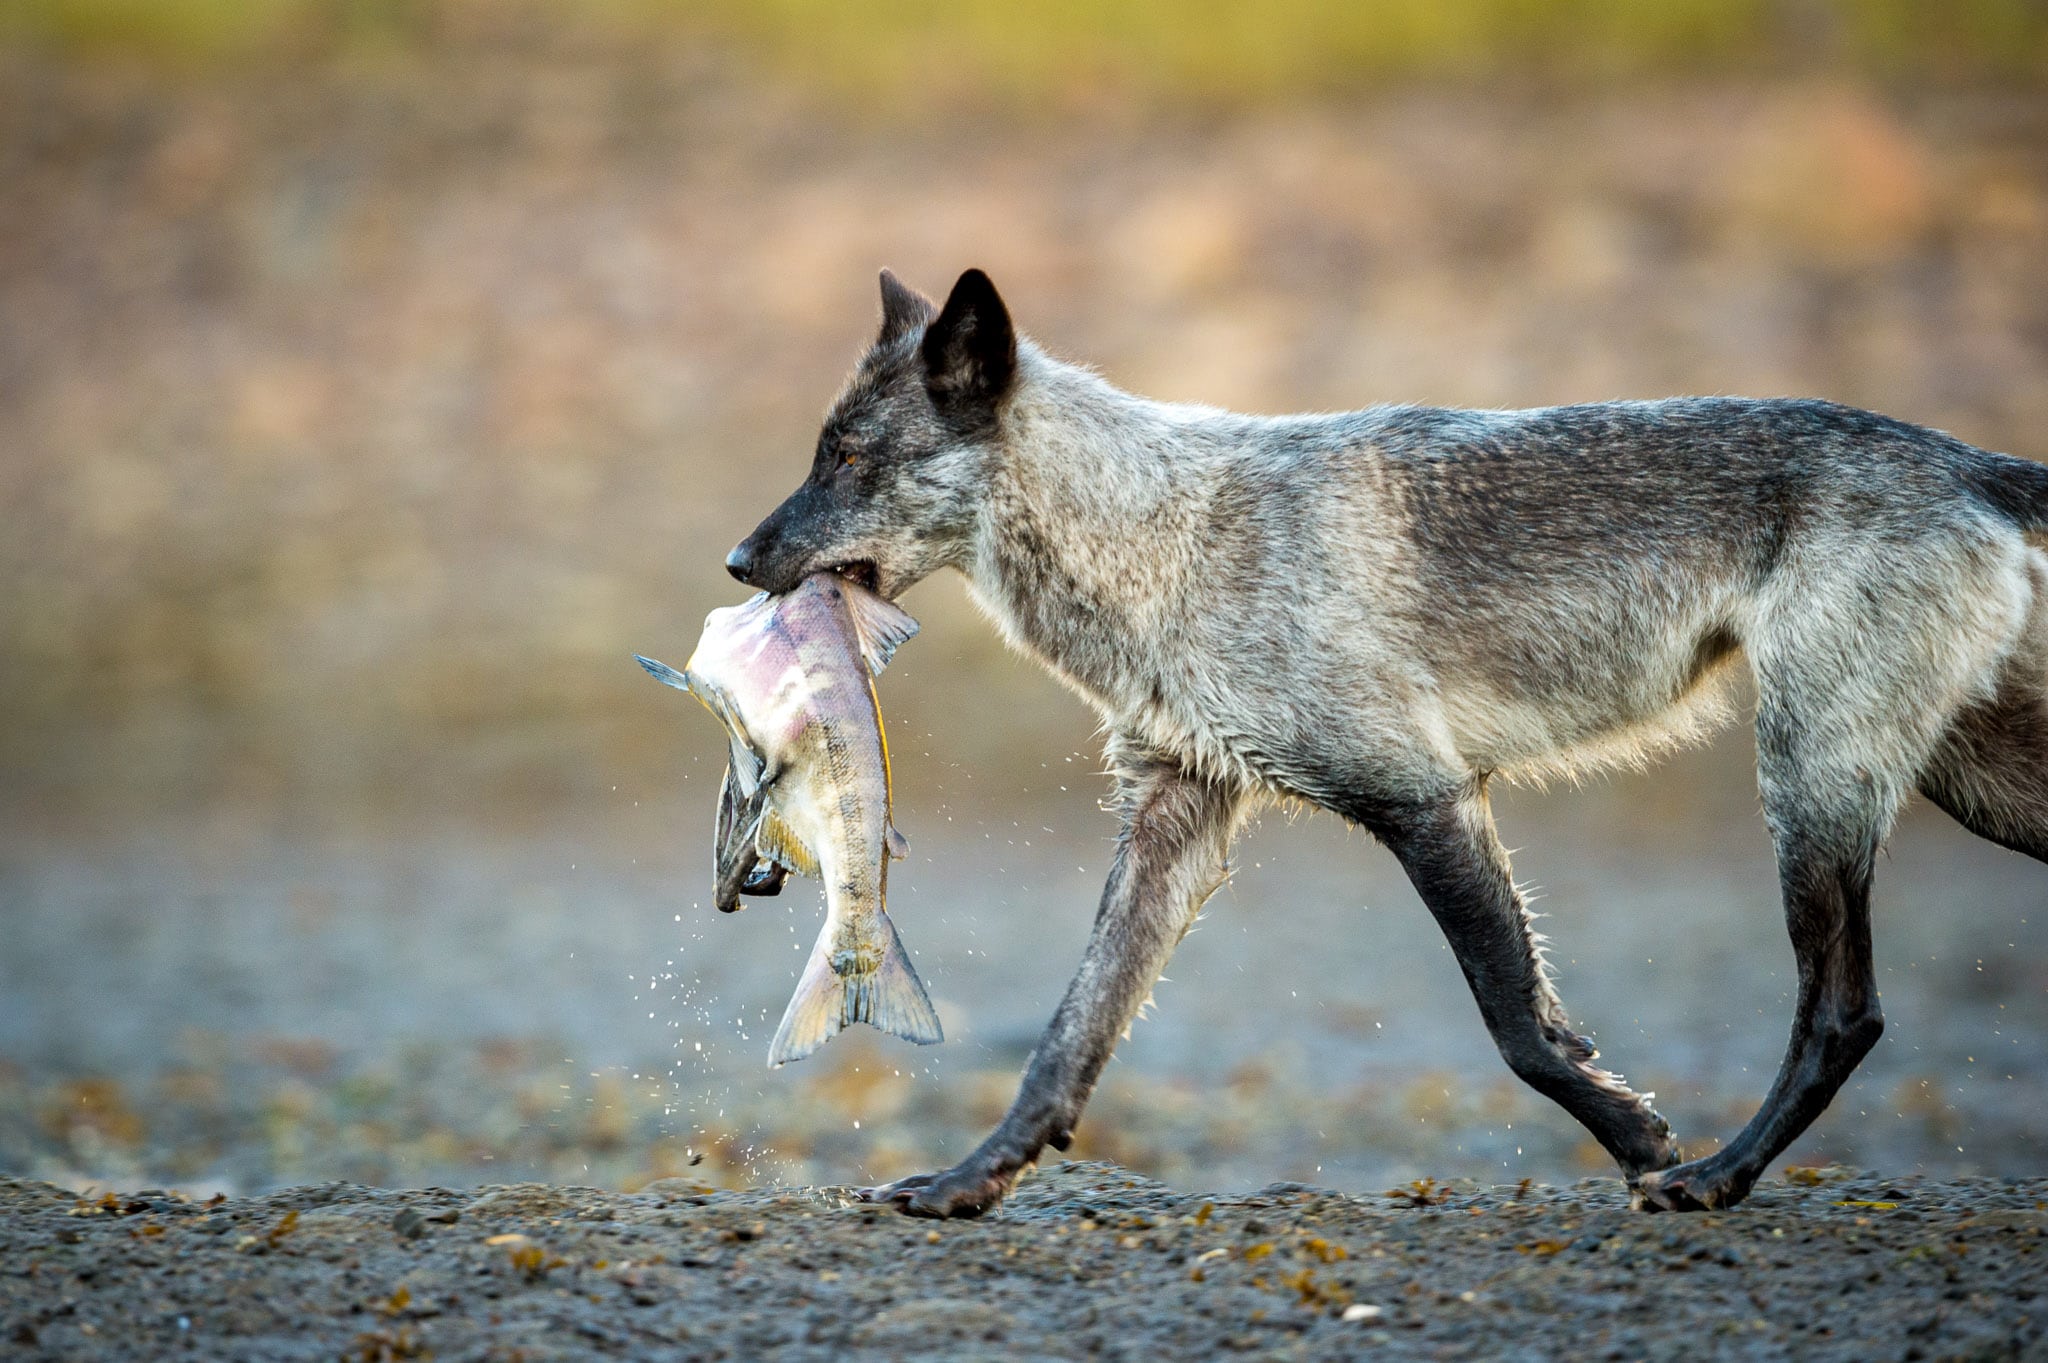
[728,269,1014,599]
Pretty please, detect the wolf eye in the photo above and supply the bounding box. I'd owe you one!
[840,451,859,467]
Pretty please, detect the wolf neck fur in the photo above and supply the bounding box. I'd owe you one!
[961,344,1218,723]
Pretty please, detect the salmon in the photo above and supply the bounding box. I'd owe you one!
[636,572,941,1065]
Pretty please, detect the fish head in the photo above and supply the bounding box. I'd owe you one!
[710,761,754,912]
[713,839,786,913]
[688,596,775,670]
[711,758,790,912]
[726,268,1015,600]
[675,597,784,732]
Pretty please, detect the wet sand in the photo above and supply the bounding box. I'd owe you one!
[4,1163,2043,1361]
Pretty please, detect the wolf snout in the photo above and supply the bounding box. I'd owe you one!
[724,526,815,595]
[724,541,759,586]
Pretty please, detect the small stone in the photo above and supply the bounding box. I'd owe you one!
[1342,1304,1384,1323]
[392,1209,427,1240]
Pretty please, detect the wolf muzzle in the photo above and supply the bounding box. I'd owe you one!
[725,541,757,586]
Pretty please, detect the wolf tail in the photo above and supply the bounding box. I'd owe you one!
[766,912,943,1066]
[1967,451,2048,534]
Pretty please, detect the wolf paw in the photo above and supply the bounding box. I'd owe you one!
[1627,1113,1684,1169]
[1631,1159,1751,1213]
[858,1162,1017,1219]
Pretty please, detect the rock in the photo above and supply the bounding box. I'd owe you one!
[634,1178,720,1202]
[463,1185,604,1220]
[853,1298,1018,1347]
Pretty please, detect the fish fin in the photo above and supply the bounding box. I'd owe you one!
[767,932,846,1066]
[753,809,820,879]
[688,675,759,755]
[854,910,944,1046]
[725,734,764,793]
[886,824,909,860]
[841,588,921,676]
[645,655,771,842]
[767,912,942,1066]
[644,657,766,771]
[634,655,691,691]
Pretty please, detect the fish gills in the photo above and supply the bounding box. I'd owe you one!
[768,912,943,1066]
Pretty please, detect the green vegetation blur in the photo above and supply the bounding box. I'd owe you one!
[5,0,2046,90]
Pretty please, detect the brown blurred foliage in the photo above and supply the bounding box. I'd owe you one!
[2,16,2046,836]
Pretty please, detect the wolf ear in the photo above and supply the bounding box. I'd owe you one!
[923,268,1015,413]
[878,268,936,345]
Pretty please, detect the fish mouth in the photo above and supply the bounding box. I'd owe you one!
[827,560,880,593]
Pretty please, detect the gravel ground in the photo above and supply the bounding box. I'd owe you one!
[3,1163,2044,1362]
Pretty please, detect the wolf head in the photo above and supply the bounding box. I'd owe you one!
[726,268,1016,599]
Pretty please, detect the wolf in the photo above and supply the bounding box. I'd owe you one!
[724,267,2048,1217]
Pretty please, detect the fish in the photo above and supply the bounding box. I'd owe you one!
[635,571,942,1065]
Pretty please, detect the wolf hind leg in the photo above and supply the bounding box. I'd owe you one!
[1361,783,1681,1180]
[1919,672,2048,864]
[1635,707,1898,1212]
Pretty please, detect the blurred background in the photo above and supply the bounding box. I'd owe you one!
[3,0,2046,1200]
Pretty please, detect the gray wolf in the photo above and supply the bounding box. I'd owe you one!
[725,267,2048,1215]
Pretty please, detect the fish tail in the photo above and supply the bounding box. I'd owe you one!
[767,930,848,1066]
[852,910,944,1045]
[765,913,943,1067]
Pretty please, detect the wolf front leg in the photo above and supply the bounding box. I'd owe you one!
[861,745,1249,1218]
